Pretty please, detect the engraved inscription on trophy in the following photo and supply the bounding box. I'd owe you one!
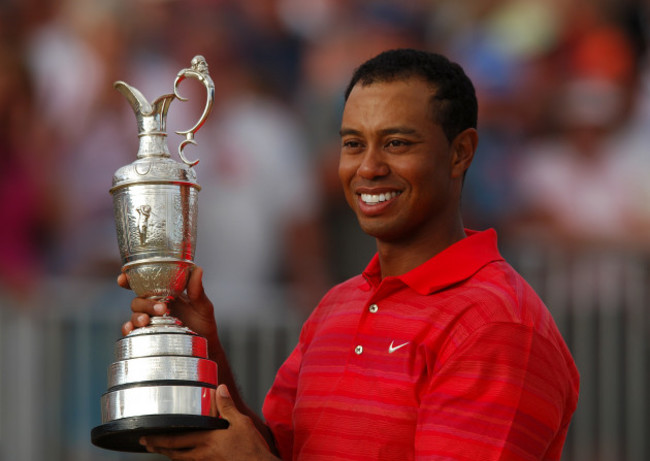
[91,56,228,453]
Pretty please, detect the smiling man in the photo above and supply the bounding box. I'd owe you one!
[338,64,476,276]
[122,49,579,461]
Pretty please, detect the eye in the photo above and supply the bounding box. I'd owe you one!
[342,139,364,151]
[385,139,411,152]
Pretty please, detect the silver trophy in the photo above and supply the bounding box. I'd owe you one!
[91,56,228,452]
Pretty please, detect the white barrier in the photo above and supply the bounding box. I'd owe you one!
[0,246,647,460]
[507,245,648,461]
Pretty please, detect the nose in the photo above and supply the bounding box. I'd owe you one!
[357,145,389,179]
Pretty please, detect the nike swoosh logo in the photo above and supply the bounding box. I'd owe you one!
[388,340,409,353]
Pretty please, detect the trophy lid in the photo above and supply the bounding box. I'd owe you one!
[110,56,214,193]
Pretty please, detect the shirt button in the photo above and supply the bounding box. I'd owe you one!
[355,345,363,355]
[369,304,379,313]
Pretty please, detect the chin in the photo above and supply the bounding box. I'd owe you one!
[358,221,400,241]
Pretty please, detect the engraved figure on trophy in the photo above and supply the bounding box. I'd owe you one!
[136,204,152,245]
[91,56,228,453]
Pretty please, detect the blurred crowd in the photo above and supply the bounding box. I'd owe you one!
[0,0,648,318]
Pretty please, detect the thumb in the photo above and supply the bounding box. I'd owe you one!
[216,384,238,420]
[187,266,209,304]
[184,266,215,323]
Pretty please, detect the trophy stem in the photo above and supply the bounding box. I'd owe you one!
[127,314,197,336]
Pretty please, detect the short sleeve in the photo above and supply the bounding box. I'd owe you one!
[415,323,578,461]
[263,342,303,461]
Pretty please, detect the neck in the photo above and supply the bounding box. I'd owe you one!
[376,218,466,279]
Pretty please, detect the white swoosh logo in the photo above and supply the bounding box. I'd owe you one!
[388,340,409,353]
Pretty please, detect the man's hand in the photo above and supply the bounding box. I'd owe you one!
[117,267,275,455]
[119,266,217,341]
[139,385,280,461]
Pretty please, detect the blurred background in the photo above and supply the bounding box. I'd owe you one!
[0,0,648,459]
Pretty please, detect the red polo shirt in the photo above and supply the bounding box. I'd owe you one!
[263,229,579,460]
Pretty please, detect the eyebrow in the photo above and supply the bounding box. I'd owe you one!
[339,126,419,137]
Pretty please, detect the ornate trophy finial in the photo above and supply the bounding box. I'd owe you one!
[91,56,227,453]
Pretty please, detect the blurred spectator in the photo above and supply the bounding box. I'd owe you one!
[130,2,331,321]
[233,0,303,100]
[434,0,564,231]
[25,0,109,146]
[30,1,134,276]
[510,13,647,248]
[0,41,58,300]
[0,0,648,302]
[194,52,329,322]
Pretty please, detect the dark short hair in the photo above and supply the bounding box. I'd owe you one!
[344,49,478,142]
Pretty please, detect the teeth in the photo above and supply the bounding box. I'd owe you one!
[360,191,401,204]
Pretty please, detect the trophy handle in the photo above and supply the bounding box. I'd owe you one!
[173,55,215,167]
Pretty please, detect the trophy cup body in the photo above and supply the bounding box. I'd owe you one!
[91,56,228,453]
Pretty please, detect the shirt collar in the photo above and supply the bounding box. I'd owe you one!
[362,229,504,295]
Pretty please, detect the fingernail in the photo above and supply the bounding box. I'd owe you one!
[139,436,147,446]
[218,384,230,398]
[153,303,166,315]
[136,314,148,324]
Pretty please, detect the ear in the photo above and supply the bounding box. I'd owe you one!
[449,128,478,179]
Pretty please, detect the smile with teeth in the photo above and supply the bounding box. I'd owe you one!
[360,191,401,205]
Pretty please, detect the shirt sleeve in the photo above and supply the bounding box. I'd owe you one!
[416,322,578,461]
[263,342,302,461]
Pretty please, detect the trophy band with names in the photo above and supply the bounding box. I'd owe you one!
[91,56,228,453]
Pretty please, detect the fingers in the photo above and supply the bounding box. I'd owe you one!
[122,314,149,336]
[122,302,167,336]
[117,273,130,289]
[131,312,152,327]
[139,385,274,461]
[131,299,167,317]
[138,386,243,460]
[140,432,200,451]
[139,426,222,460]
[121,320,135,336]
[119,266,211,338]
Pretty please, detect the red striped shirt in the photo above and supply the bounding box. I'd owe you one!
[263,229,579,460]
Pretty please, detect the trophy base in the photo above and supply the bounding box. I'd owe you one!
[91,414,229,452]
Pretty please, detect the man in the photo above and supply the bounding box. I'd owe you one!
[121,49,579,460]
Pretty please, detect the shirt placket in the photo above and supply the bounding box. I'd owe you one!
[350,279,400,360]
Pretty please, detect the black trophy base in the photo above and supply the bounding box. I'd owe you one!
[91,415,229,452]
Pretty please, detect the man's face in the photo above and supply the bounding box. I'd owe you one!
[339,78,459,245]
